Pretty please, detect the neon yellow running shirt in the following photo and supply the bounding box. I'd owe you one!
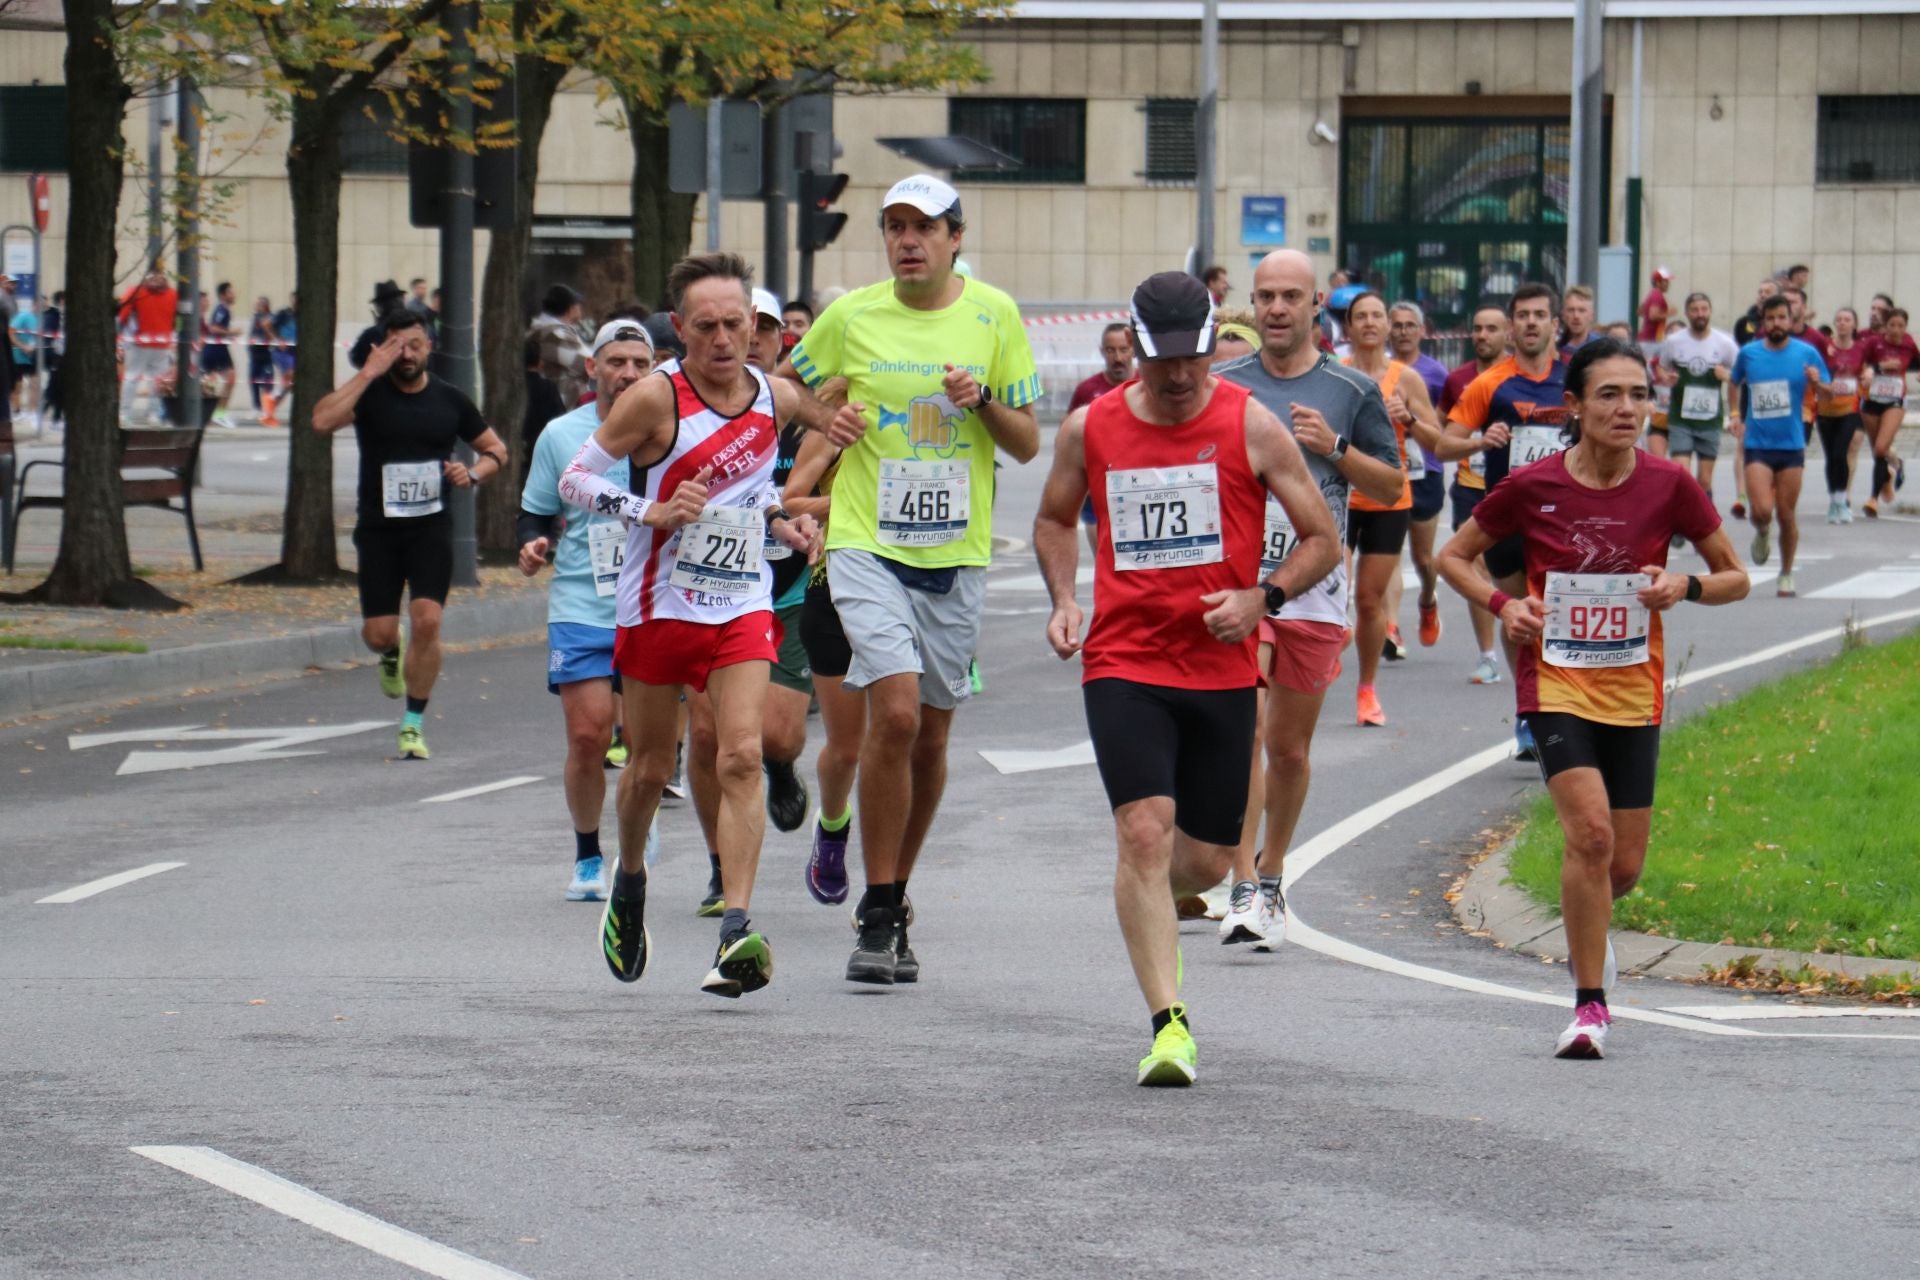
[790,276,1040,568]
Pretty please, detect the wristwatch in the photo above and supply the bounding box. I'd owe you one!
[977,383,994,406]
[1262,582,1287,614]
[1322,436,1348,462]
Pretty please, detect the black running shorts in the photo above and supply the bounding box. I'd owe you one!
[1410,469,1446,522]
[1524,711,1661,810]
[353,520,454,619]
[1346,506,1411,556]
[1083,678,1256,847]
[1483,532,1526,581]
[799,572,853,679]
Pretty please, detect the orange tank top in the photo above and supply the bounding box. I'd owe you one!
[1347,359,1414,513]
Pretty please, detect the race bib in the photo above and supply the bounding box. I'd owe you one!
[1679,384,1721,421]
[1406,444,1427,481]
[1107,464,1222,571]
[1749,379,1792,417]
[1260,498,1296,576]
[1870,374,1906,404]
[382,461,442,519]
[588,521,625,598]
[1829,376,1858,398]
[669,505,763,597]
[1464,450,1485,479]
[877,458,969,546]
[1511,424,1567,468]
[1542,572,1652,669]
[1655,384,1673,412]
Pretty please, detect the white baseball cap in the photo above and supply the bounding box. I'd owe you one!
[881,174,962,220]
[751,287,783,328]
[590,318,654,357]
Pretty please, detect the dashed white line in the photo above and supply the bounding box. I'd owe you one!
[131,1146,529,1280]
[36,862,187,904]
[419,776,543,804]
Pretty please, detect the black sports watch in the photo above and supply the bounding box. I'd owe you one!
[977,383,993,406]
[1262,582,1287,615]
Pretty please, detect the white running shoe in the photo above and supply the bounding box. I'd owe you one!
[1554,1001,1612,1059]
[1198,878,1233,921]
[1218,879,1264,945]
[1750,526,1771,565]
[1469,656,1502,685]
[566,854,609,902]
[1250,882,1288,952]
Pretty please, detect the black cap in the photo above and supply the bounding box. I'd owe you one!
[1129,271,1216,360]
[642,312,685,360]
[372,279,406,304]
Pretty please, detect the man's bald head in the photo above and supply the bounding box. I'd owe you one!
[1249,249,1321,362]
[1252,249,1316,297]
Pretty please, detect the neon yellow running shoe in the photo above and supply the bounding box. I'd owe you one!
[700,931,773,998]
[378,633,406,699]
[397,723,430,760]
[604,739,629,769]
[1137,1003,1197,1087]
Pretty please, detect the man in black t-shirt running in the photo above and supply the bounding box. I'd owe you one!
[314,310,508,759]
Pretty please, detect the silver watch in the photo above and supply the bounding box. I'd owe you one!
[1323,436,1348,462]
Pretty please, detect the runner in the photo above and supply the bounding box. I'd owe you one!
[1436,283,1567,760]
[1033,270,1340,1084]
[1387,301,1450,651]
[1636,267,1671,351]
[780,174,1042,986]
[517,319,658,900]
[1860,307,1916,518]
[311,310,507,760]
[1215,249,1403,951]
[1814,306,1869,523]
[1728,294,1830,596]
[1437,336,1749,1058]
[1341,292,1440,726]
[1560,284,1597,357]
[1656,292,1737,501]
[1069,322,1136,550]
[1442,305,1510,683]
[557,251,823,996]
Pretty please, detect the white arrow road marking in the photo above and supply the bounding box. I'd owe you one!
[37,862,186,904]
[130,1146,528,1280]
[1807,566,1920,599]
[69,722,389,776]
[979,739,1097,775]
[420,776,543,804]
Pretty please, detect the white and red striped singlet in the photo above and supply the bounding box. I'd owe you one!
[616,363,781,628]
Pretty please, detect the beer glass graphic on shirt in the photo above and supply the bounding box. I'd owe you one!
[908,395,960,451]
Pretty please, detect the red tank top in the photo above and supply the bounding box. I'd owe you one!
[1082,378,1266,690]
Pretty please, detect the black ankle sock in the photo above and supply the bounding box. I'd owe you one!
[613,866,646,897]
[1575,988,1608,1009]
[575,830,601,862]
[405,694,428,715]
[1151,1006,1189,1037]
[856,885,890,921]
[707,851,722,888]
[888,880,908,909]
[383,645,401,660]
[720,907,749,945]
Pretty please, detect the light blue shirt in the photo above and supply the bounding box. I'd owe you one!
[10,309,37,365]
[521,403,628,628]
[1731,337,1827,452]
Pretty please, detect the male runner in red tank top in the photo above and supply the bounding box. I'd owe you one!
[1032,273,1339,1086]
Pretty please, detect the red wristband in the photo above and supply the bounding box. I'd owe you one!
[1486,589,1513,616]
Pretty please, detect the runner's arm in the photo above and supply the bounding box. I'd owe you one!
[1438,518,1548,640]
[772,358,851,434]
[1032,408,1090,658]
[558,377,685,529]
[1644,527,1748,607]
[1398,371,1443,455]
[782,430,836,522]
[450,427,509,486]
[1246,399,1340,604]
[311,336,405,432]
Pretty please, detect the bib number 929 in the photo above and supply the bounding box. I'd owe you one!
[1562,603,1634,642]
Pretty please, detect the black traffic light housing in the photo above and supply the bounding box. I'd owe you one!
[797,170,850,252]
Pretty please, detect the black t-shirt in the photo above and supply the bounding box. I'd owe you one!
[770,420,809,598]
[354,373,488,527]
[523,370,567,453]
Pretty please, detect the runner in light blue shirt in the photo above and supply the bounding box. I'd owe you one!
[1729,293,1830,597]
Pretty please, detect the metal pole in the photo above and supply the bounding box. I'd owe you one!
[706,98,724,253]
[441,0,478,587]
[145,94,164,269]
[761,100,788,302]
[176,61,202,436]
[30,227,44,432]
[1568,0,1605,290]
[1193,0,1218,279]
[1626,17,1644,324]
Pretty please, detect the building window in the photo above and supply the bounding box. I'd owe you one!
[1817,95,1920,184]
[1142,97,1196,184]
[340,90,409,176]
[0,86,67,172]
[949,98,1085,184]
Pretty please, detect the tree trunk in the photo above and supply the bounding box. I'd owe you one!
[25,0,179,609]
[278,98,345,581]
[475,45,567,554]
[624,100,695,307]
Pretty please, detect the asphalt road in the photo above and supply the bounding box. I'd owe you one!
[4,441,1920,1278]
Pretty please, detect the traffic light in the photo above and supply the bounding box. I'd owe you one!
[797,170,849,252]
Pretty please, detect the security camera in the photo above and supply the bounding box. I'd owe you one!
[1311,120,1339,146]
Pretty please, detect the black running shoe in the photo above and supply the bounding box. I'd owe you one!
[701,930,773,998]
[893,917,920,984]
[846,906,898,985]
[765,759,809,834]
[599,874,650,983]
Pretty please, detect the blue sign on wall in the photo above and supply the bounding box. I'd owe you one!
[1241,196,1286,247]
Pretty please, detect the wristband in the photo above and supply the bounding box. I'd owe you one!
[1685,574,1703,603]
[1486,589,1513,616]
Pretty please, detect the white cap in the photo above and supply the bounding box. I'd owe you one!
[590,318,654,357]
[881,174,961,220]
[751,287,783,327]
[1653,264,1673,281]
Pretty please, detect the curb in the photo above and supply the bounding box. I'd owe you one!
[1453,842,1920,985]
[0,590,547,719]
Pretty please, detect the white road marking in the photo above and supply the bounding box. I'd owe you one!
[420,776,543,804]
[988,567,1093,594]
[70,722,389,776]
[979,740,1097,775]
[130,1146,528,1280]
[1659,1005,1920,1022]
[36,862,186,904]
[1807,566,1920,599]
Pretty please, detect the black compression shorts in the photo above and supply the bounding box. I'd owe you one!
[1484,532,1526,581]
[1346,507,1411,556]
[799,572,852,679]
[353,521,453,618]
[1083,678,1256,847]
[1523,712,1661,809]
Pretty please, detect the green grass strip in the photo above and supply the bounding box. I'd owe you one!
[1507,628,1920,962]
[0,636,151,654]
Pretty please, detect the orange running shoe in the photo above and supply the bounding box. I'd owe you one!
[1418,600,1441,647]
[1356,684,1386,727]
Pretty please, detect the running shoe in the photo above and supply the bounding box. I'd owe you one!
[1469,656,1503,685]
[696,858,724,917]
[1896,456,1907,493]
[969,658,984,695]
[1750,526,1771,566]
[1198,879,1232,920]
[1382,625,1407,662]
[1826,496,1844,525]
[846,906,898,984]
[893,918,920,984]
[1174,894,1211,920]
[396,724,429,760]
[1137,1004,1197,1087]
[643,821,660,869]
[566,855,608,902]
[1218,879,1263,945]
[1356,685,1386,727]
[1417,600,1441,647]
[1513,719,1538,763]
[1863,499,1879,519]
[663,743,688,800]
[1840,500,1855,525]
[1553,1001,1611,1059]
[701,930,773,998]
[604,738,629,769]
[765,759,809,833]
[1250,883,1288,952]
[806,814,851,904]
[1777,571,1796,598]
[1731,495,1747,519]
[378,635,405,699]
[599,874,650,983]
[1604,937,1618,992]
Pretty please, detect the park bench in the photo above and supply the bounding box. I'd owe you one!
[6,426,206,574]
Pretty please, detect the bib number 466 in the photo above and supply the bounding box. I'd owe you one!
[902,489,952,523]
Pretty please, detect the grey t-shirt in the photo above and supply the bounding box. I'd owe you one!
[1217,350,1398,626]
